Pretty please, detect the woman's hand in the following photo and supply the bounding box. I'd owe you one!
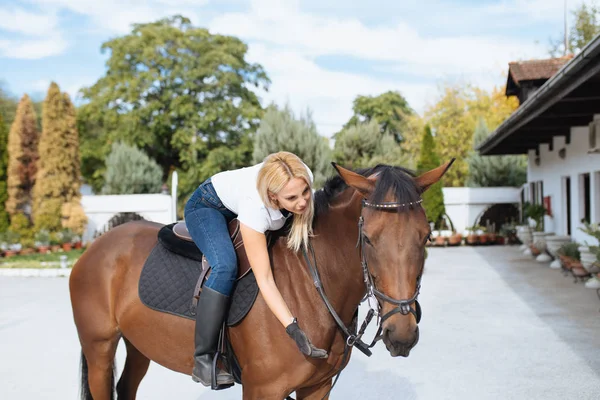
[286,320,328,358]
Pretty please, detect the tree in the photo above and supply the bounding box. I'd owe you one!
[77,15,269,199]
[338,91,414,144]
[423,82,519,187]
[466,118,527,187]
[549,2,600,56]
[0,82,18,129]
[102,142,164,194]
[417,125,446,228]
[32,82,86,234]
[0,112,9,231]
[6,94,39,218]
[333,119,409,170]
[252,104,332,188]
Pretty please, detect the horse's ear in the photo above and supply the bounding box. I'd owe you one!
[415,158,455,192]
[331,162,375,197]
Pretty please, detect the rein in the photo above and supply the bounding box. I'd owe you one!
[291,197,424,400]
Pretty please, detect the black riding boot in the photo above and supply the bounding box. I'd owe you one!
[192,286,235,388]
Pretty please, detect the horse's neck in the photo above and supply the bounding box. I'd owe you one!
[312,191,365,321]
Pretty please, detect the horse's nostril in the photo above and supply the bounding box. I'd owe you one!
[385,324,396,334]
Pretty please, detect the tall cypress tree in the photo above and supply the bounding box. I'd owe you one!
[32,82,86,233]
[417,125,446,229]
[0,112,9,231]
[6,94,39,219]
[60,92,87,235]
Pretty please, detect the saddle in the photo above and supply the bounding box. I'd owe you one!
[171,219,253,307]
[139,219,284,388]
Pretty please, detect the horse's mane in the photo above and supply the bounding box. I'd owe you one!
[314,164,421,221]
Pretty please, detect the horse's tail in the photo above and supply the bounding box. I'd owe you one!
[79,350,117,400]
[79,351,93,400]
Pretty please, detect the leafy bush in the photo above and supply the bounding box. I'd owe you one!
[102,142,163,195]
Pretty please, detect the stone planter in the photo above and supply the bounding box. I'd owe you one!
[516,225,532,250]
[578,246,598,273]
[545,235,571,268]
[587,261,600,274]
[532,232,554,262]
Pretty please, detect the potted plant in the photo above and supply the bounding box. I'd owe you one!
[34,229,51,253]
[4,230,21,257]
[447,231,463,246]
[524,203,548,232]
[556,242,581,270]
[58,228,75,251]
[465,225,481,245]
[578,222,600,271]
[72,234,83,249]
[50,232,62,252]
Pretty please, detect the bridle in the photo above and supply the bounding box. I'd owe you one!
[295,195,425,400]
[358,198,423,329]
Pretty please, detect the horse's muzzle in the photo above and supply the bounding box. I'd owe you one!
[383,325,419,357]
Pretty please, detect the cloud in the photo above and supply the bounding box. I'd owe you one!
[23,0,207,34]
[0,7,67,59]
[208,0,547,136]
[3,0,564,137]
[245,44,437,138]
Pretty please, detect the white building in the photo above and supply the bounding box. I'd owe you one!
[478,39,600,246]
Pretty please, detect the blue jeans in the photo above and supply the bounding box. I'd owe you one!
[184,178,238,296]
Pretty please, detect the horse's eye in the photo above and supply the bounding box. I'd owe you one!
[363,235,373,246]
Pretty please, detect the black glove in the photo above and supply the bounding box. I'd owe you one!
[286,320,328,359]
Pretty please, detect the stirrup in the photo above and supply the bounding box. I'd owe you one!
[211,352,234,390]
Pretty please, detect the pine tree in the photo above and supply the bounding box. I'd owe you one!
[6,94,39,219]
[252,104,332,188]
[102,141,164,194]
[333,119,409,169]
[466,118,527,187]
[417,125,446,228]
[0,112,9,231]
[32,83,86,233]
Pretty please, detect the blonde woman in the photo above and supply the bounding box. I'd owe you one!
[184,151,328,388]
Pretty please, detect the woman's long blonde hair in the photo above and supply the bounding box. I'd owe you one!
[257,152,314,252]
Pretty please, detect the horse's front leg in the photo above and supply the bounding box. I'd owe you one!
[295,380,333,400]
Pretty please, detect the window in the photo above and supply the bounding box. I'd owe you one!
[595,172,600,223]
[529,180,544,205]
[580,173,591,224]
[563,176,571,235]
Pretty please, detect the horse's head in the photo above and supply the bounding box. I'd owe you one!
[332,159,454,357]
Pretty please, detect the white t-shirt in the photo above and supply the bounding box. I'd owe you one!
[211,162,314,233]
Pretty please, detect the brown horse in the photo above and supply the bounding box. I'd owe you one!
[69,160,453,400]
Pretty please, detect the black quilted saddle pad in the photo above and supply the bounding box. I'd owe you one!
[138,241,259,327]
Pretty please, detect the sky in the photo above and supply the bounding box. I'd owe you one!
[0,0,581,138]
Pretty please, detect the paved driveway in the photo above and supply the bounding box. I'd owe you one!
[1,246,599,399]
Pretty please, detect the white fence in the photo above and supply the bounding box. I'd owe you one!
[80,194,176,243]
[442,187,521,234]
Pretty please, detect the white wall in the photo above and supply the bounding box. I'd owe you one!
[442,187,521,234]
[81,194,175,243]
[527,122,600,245]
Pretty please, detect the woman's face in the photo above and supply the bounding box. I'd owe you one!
[271,177,311,215]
